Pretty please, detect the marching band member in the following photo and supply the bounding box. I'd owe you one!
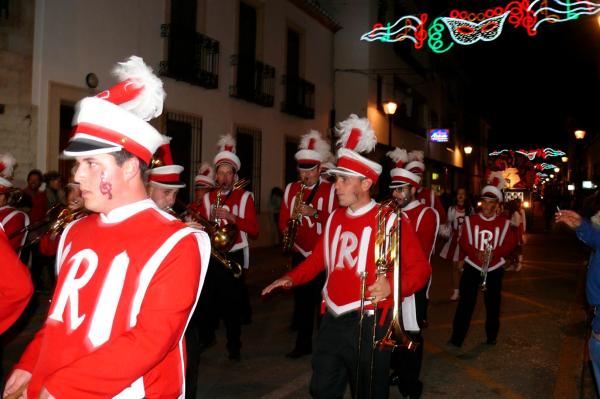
[146,141,186,212]
[449,175,517,348]
[439,188,474,301]
[263,114,431,399]
[198,134,258,361]
[387,148,439,399]
[406,150,446,222]
[0,175,29,254]
[3,55,210,399]
[0,225,33,335]
[278,130,338,358]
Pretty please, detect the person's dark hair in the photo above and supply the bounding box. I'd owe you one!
[110,150,148,176]
[27,169,43,181]
[454,188,474,216]
[44,170,61,184]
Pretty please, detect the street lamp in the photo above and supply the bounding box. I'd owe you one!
[554,167,560,173]
[561,156,568,163]
[574,129,586,140]
[464,145,473,155]
[383,101,397,146]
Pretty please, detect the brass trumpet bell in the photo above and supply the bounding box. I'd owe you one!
[212,224,238,253]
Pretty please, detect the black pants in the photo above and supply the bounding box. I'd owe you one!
[291,252,325,351]
[195,250,245,354]
[310,311,392,399]
[450,265,504,346]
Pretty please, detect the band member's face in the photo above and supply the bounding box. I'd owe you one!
[195,187,210,202]
[0,193,7,207]
[334,174,367,208]
[216,165,235,191]
[66,186,83,211]
[149,186,179,210]
[49,178,61,190]
[28,174,41,191]
[481,198,498,218]
[74,154,127,214]
[456,188,466,204]
[392,186,413,208]
[298,166,320,187]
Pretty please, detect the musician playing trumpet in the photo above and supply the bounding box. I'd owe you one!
[387,148,439,398]
[449,173,517,348]
[0,176,29,255]
[197,134,258,361]
[263,115,430,398]
[278,130,338,358]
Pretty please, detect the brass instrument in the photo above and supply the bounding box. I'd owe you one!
[281,183,306,254]
[179,200,243,279]
[480,244,493,291]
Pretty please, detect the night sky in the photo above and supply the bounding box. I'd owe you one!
[435,4,600,149]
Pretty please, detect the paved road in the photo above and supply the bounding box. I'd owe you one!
[2,216,595,398]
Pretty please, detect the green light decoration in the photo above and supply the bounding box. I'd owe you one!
[361,0,600,53]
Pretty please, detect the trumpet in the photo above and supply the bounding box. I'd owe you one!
[178,200,243,279]
[281,182,305,254]
[480,244,493,291]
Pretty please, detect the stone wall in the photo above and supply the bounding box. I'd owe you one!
[0,0,35,186]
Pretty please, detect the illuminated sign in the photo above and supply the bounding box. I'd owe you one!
[429,128,449,143]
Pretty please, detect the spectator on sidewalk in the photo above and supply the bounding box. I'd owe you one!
[556,209,600,397]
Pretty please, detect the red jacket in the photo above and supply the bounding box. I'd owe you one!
[459,213,517,272]
[286,200,431,315]
[401,200,439,261]
[0,205,29,253]
[0,227,33,334]
[278,179,338,256]
[16,200,210,399]
[416,186,446,223]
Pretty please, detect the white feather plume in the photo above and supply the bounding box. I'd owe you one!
[112,55,166,121]
[387,148,408,165]
[487,171,507,190]
[217,134,236,153]
[335,114,377,153]
[198,162,214,179]
[408,150,424,162]
[300,130,331,159]
[0,152,16,178]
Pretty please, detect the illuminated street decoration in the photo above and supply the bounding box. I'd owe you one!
[491,148,565,159]
[361,0,600,53]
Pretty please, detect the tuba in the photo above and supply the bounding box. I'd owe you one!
[210,178,249,253]
[281,183,306,254]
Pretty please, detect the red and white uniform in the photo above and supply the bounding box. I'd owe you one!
[401,200,439,261]
[510,210,525,245]
[286,200,431,331]
[0,226,33,334]
[15,200,210,399]
[278,179,338,256]
[416,186,446,223]
[459,213,517,272]
[0,205,29,253]
[202,188,259,268]
[439,205,470,262]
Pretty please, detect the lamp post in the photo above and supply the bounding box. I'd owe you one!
[574,129,586,207]
[463,145,473,191]
[383,101,397,146]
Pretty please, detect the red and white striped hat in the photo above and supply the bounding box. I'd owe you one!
[328,114,382,183]
[63,56,165,165]
[295,130,330,170]
[213,134,241,171]
[194,162,215,188]
[405,150,425,175]
[0,153,16,179]
[0,176,13,194]
[388,147,421,188]
[481,171,506,202]
[147,140,185,189]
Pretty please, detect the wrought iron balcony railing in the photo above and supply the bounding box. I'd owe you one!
[281,75,315,119]
[229,54,275,107]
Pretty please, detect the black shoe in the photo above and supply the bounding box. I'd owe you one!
[486,338,497,345]
[285,347,311,359]
[228,351,241,361]
[407,381,423,399]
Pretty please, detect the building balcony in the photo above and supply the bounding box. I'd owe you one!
[159,24,219,89]
[281,75,315,119]
[229,54,275,107]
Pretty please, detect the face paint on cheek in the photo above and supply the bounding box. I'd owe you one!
[99,171,113,200]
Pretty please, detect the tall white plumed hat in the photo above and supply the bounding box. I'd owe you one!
[295,130,331,169]
[213,134,241,171]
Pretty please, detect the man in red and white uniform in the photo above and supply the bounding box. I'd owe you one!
[449,182,517,348]
[388,148,439,399]
[3,56,210,399]
[0,176,29,254]
[198,134,258,361]
[406,150,446,223]
[278,130,338,358]
[264,115,431,399]
[146,142,186,213]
